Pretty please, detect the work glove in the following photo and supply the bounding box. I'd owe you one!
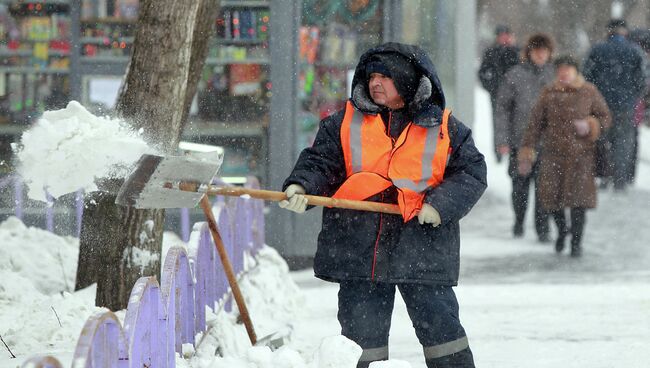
[418,203,441,227]
[278,184,307,213]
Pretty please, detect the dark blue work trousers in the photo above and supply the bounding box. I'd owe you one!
[337,280,475,368]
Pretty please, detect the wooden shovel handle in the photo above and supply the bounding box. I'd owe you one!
[204,185,401,215]
[199,195,257,345]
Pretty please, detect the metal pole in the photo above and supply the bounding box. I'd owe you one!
[382,0,402,42]
[454,0,476,124]
[267,0,301,256]
[70,0,82,102]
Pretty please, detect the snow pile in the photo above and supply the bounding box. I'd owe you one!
[310,335,362,367]
[0,216,78,296]
[0,217,103,357]
[14,101,157,202]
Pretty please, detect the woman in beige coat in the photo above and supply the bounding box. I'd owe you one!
[518,55,611,257]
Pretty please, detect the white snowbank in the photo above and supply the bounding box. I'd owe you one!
[0,216,78,296]
[14,101,157,202]
[0,217,103,358]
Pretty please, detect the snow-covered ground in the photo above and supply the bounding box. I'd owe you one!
[1,88,649,368]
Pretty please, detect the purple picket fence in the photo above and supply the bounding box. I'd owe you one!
[22,179,266,368]
[70,311,128,368]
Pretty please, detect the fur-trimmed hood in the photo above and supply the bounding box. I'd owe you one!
[349,42,446,127]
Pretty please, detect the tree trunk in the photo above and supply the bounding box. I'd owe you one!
[75,0,219,311]
[182,0,221,126]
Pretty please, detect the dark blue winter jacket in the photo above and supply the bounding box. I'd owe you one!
[283,43,487,285]
[584,35,645,113]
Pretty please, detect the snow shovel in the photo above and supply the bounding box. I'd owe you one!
[115,154,399,350]
[115,154,401,214]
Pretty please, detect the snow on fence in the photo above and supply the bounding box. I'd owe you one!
[21,177,266,368]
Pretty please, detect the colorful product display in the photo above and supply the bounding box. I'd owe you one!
[0,2,71,122]
[80,20,135,58]
[217,9,270,42]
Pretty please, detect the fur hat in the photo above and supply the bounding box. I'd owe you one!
[524,33,554,60]
[365,52,420,101]
[554,55,580,71]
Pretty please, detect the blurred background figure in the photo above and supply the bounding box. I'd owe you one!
[583,19,645,191]
[494,33,554,241]
[628,28,650,185]
[518,56,611,257]
[478,24,520,162]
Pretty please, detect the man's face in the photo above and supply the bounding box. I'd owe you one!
[496,32,515,46]
[529,47,551,66]
[368,73,405,110]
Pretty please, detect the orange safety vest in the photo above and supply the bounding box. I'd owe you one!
[333,101,451,222]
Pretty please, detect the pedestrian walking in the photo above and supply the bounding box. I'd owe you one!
[494,33,554,241]
[518,55,611,257]
[628,28,650,184]
[583,19,645,191]
[479,25,520,162]
[279,42,487,368]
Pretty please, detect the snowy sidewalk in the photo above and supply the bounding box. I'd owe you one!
[291,274,650,368]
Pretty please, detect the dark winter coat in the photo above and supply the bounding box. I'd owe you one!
[494,61,555,149]
[584,35,645,113]
[283,43,487,285]
[478,43,520,98]
[520,76,611,211]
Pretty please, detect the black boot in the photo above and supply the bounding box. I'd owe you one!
[426,347,475,368]
[570,208,586,257]
[555,228,568,253]
[551,210,568,253]
[533,180,550,243]
[511,174,529,239]
[513,221,524,238]
[570,241,582,257]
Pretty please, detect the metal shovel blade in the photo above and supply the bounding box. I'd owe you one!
[115,153,222,209]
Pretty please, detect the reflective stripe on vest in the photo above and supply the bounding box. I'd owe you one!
[334,100,451,221]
